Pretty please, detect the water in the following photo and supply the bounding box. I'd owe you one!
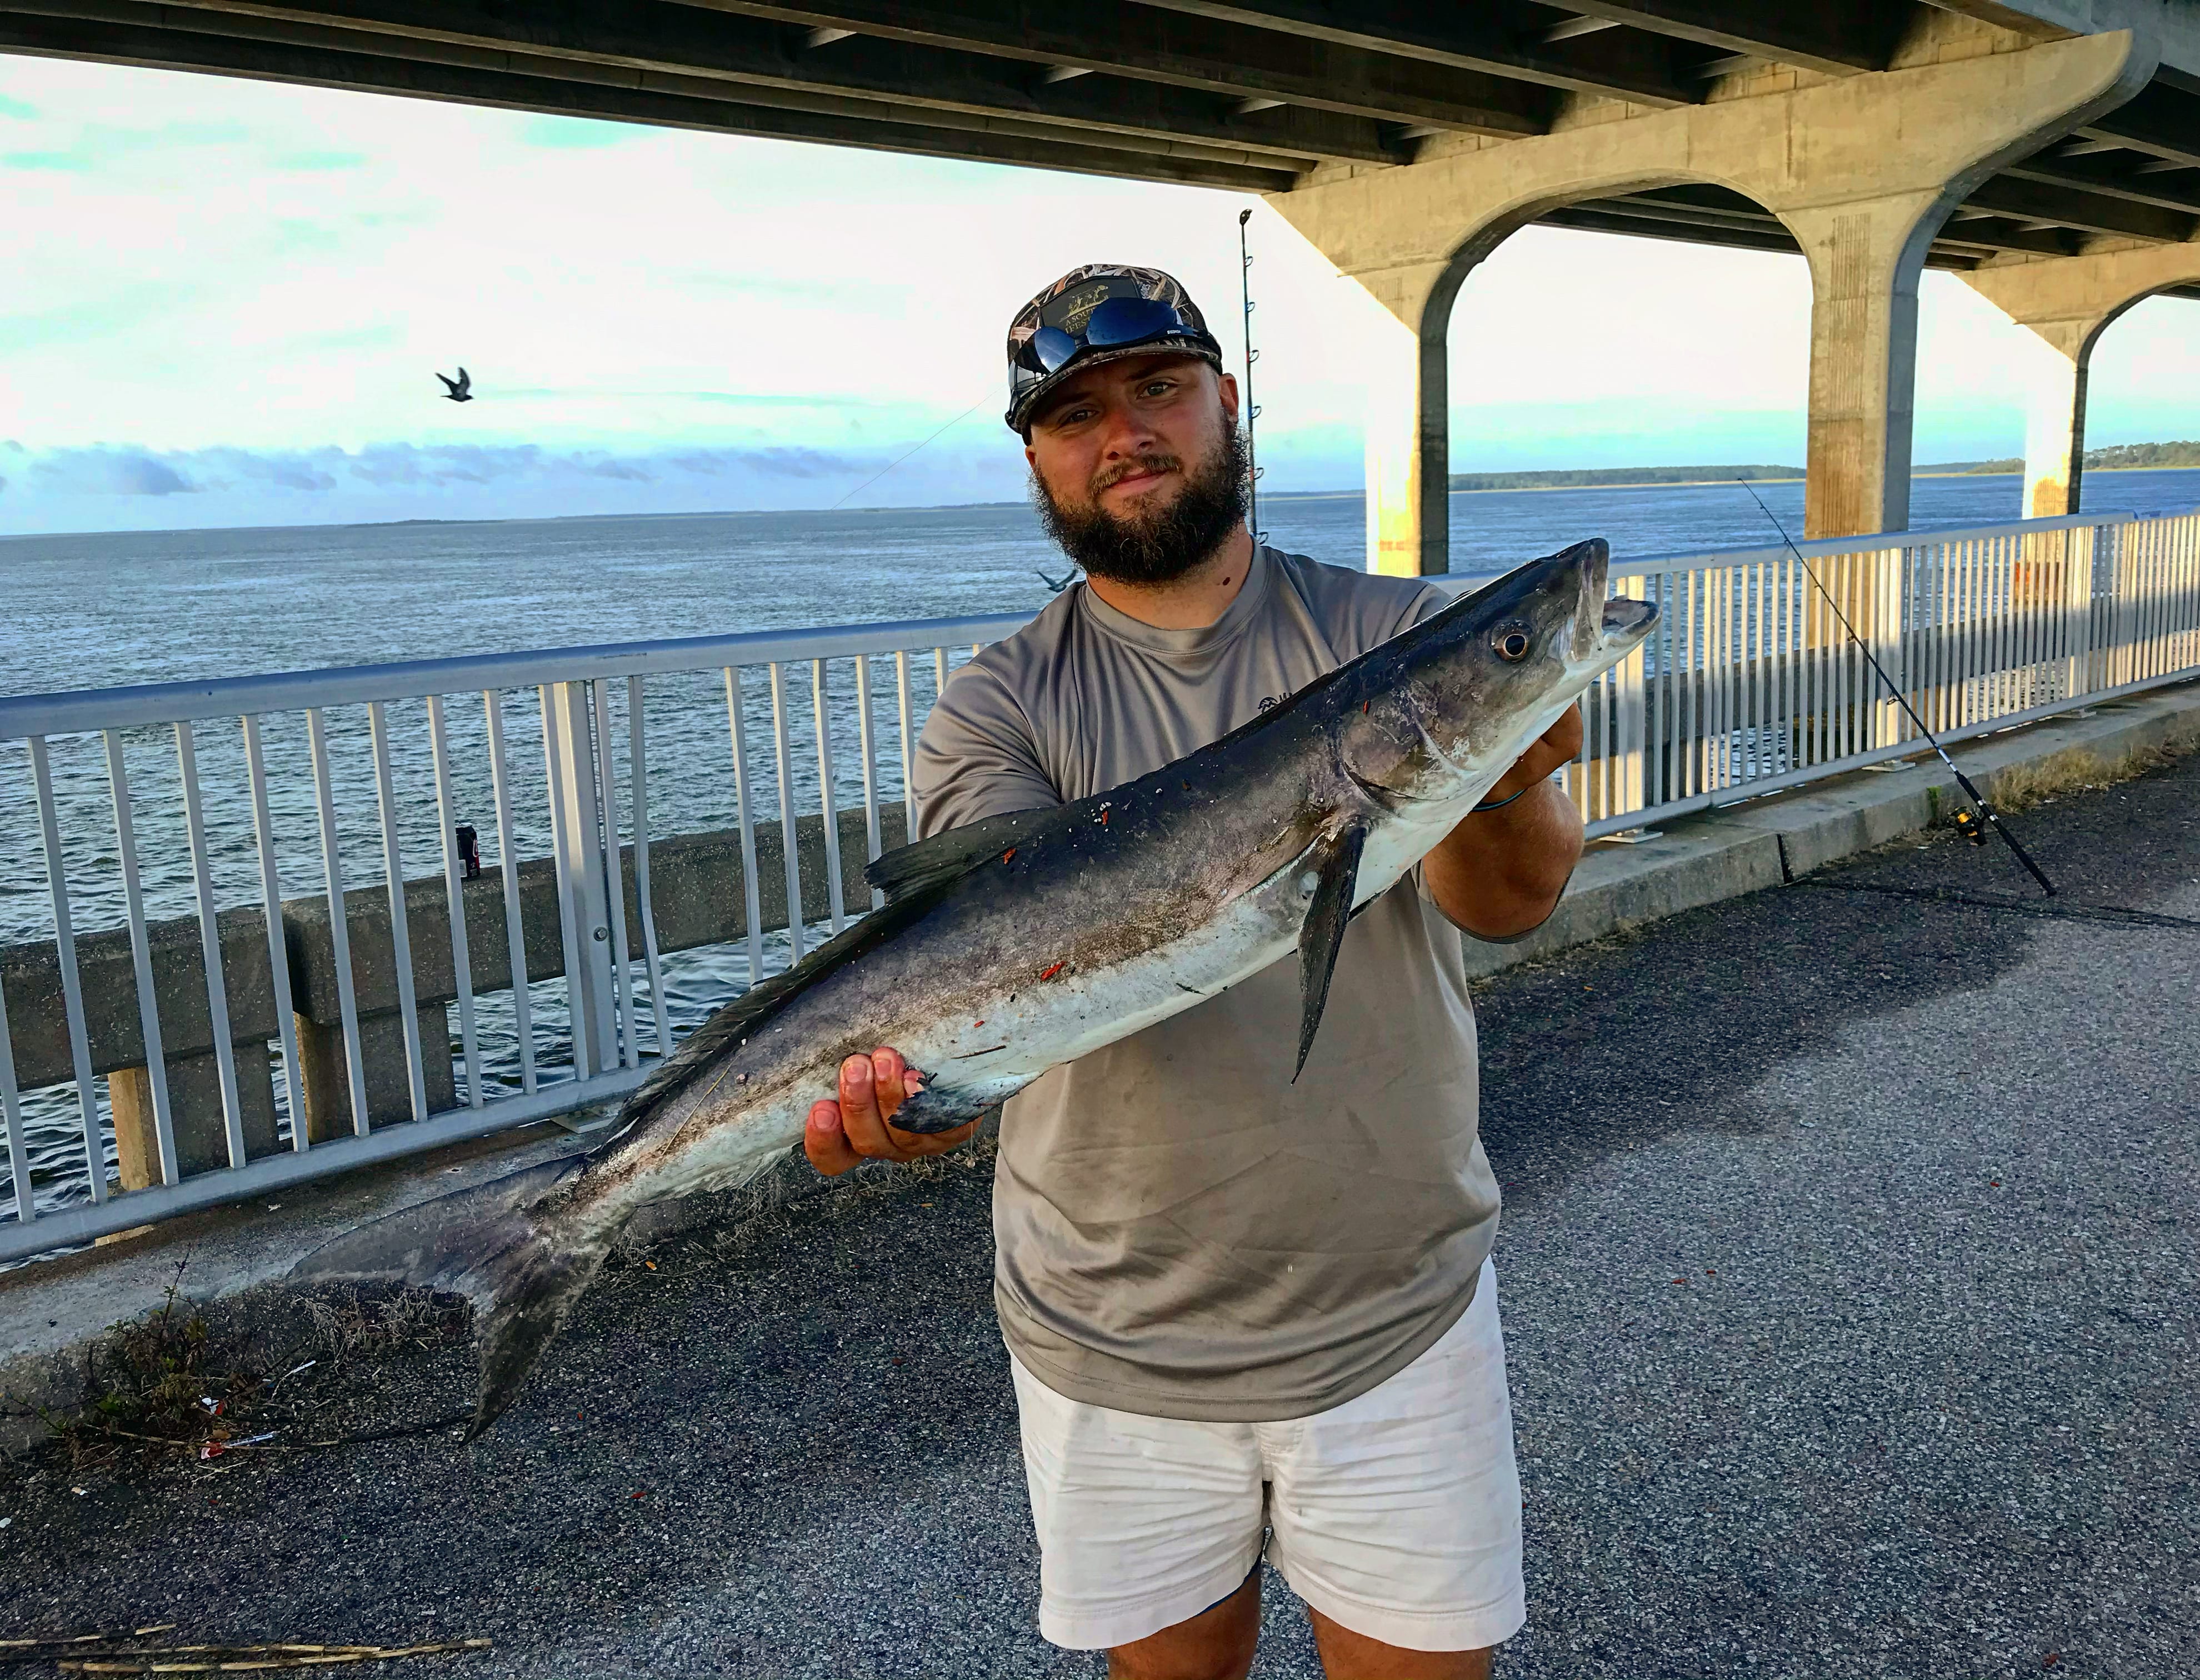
[4,469,2196,1225]
[7,472,2199,696]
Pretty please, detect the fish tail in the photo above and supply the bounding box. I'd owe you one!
[288,1153,608,1439]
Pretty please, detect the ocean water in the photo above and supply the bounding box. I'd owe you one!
[7,471,2200,697]
[3,469,2195,1223]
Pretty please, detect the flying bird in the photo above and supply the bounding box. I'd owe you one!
[1037,568,1079,593]
[437,367,473,403]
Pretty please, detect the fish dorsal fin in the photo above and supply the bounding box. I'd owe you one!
[864,807,1053,902]
[1294,821,1369,1082]
[608,877,951,1141]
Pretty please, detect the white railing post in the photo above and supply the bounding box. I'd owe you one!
[543,681,619,1079]
[1867,542,1906,751]
[1612,573,1649,820]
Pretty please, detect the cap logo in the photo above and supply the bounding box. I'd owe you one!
[1055,284,1114,334]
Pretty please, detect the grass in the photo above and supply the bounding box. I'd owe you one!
[1984,721,2200,814]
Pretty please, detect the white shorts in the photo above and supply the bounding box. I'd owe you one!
[1009,1257,1525,1653]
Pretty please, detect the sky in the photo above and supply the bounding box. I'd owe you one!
[2,53,2197,536]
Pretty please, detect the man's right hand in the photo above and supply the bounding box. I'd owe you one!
[804,1046,981,1176]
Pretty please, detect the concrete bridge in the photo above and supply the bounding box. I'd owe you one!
[3,1,2199,569]
[2,692,2193,1677]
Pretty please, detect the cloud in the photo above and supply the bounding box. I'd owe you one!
[664,447,854,479]
[519,114,643,149]
[3,151,89,171]
[32,448,198,496]
[6,440,894,504]
[196,448,338,491]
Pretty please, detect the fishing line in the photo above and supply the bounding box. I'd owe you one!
[829,398,989,511]
[1734,478,2058,897]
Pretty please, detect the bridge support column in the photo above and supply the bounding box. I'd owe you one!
[1357,263,1457,576]
[1786,197,1937,542]
[1959,245,2200,517]
[1264,31,2149,575]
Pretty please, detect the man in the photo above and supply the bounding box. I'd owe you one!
[804,266,1583,1680]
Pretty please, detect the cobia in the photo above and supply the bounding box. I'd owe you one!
[294,538,1658,1436]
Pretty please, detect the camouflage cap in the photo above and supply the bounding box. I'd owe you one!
[1004,263,1224,433]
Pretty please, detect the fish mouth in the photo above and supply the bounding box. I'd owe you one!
[1601,596,1658,645]
[1558,538,1611,661]
[1546,537,1657,662]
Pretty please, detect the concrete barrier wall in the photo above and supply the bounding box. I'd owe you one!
[0,804,910,1176]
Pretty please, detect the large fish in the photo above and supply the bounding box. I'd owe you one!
[295,538,1657,1435]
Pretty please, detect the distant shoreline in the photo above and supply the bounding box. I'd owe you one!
[9,463,2200,543]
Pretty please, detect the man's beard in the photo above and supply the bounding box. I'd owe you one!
[1031,421,1249,588]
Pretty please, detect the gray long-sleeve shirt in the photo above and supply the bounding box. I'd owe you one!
[913,546,1501,1421]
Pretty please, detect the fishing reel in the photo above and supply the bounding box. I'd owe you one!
[1951,807,1989,847]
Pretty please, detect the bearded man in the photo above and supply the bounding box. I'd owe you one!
[804,266,1584,1680]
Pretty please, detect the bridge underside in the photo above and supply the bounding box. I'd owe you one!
[6,2,2197,274]
[4,0,2199,557]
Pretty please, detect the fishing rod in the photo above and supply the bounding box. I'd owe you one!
[1735,478,2058,898]
[1237,207,1266,547]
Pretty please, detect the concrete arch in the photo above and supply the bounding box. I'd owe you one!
[1960,244,2200,516]
[1266,29,2153,573]
[1388,172,1808,570]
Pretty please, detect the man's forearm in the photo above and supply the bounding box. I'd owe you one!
[1422,779,1585,941]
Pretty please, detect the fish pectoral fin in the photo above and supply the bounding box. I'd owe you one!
[1294,821,1368,1083]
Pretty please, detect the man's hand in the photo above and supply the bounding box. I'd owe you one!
[1479,703,1582,805]
[1422,704,1586,941]
[804,1046,979,1176]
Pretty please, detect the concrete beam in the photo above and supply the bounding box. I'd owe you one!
[1266,29,2155,569]
[0,9,1299,191]
[683,0,1557,136]
[1932,1,2200,84]
[2082,78,2200,164]
[2001,149,2200,215]
[1126,1,1704,106]
[278,805,902,1027]
[1551,0,1912,73]
[0,907,281,1091]
[1963,170,2200,238]
[1958,242,2200,513]
[108,0,1412,166]
[1554,183,2098,263]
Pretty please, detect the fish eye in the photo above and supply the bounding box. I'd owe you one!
[1494,627,1532,662]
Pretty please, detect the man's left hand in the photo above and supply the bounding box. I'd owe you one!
[1477,704,1582,806]
[1422,703,1586,941]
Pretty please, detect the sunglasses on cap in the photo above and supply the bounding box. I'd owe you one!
[1020,295,1211,374]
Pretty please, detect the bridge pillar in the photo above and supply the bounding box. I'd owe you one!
[1357,262,1458,577]
[1265,31,2151,574]
[1959,245,2200,517]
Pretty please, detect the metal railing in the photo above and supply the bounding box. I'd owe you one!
[1562,508,2200,828]
[1,509,2195,1262]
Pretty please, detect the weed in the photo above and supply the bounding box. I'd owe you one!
[1987,726,2199,813]
[34,1265,469,1470]
[42,1262,260,1468]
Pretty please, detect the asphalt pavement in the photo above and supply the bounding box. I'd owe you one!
[2,749,2195,1679]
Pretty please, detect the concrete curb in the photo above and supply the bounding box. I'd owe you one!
[5,676,2196,1451]
[1461,677,2200,980]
